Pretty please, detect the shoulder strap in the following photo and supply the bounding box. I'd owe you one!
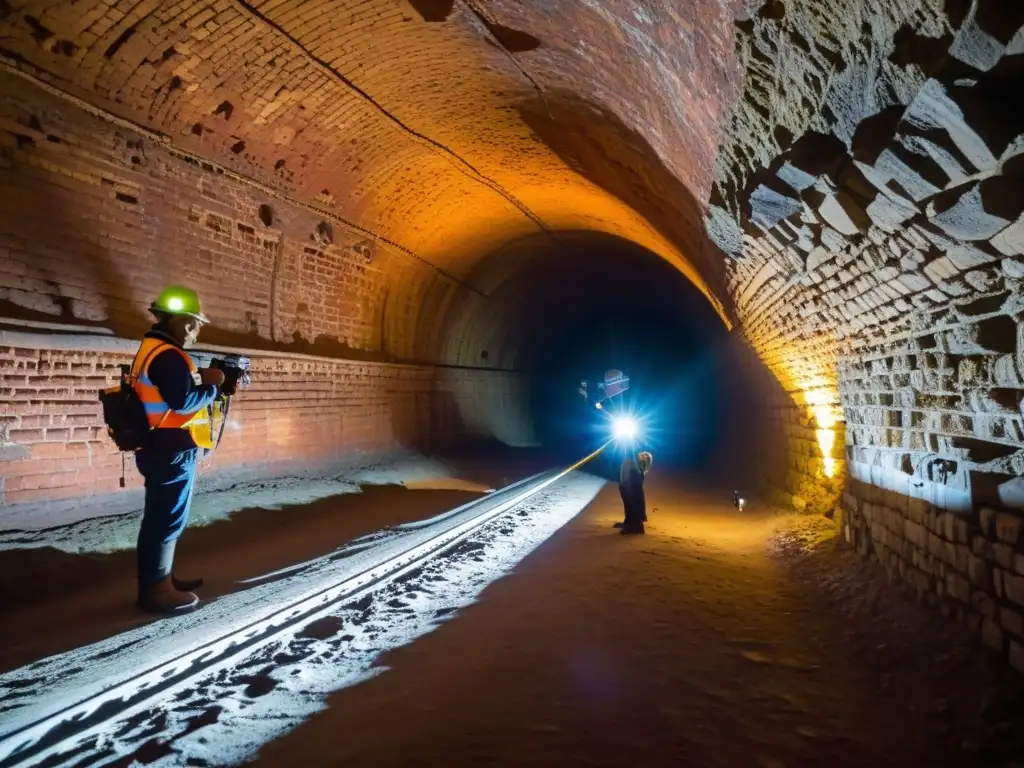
[137,342,177,430]
[134,341,184,378]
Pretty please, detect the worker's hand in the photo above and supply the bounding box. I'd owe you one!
[199,367,226,387]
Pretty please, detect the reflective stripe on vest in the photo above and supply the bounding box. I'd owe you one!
[131,337,204,430]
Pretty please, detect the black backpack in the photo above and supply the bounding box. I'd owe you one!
[98,344,166,452]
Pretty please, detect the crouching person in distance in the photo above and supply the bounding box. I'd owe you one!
[133,286,225,613]
[615,449,653,535]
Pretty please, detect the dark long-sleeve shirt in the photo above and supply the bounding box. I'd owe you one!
[619,457,644,488]
[141,328,218,453]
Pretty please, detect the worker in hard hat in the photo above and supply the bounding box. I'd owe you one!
[615,449,652,534]
[132,286,225,613]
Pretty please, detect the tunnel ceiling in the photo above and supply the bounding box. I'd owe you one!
[440,231,716,370]
[0,0,743,315]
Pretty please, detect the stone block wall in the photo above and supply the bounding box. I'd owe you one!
[843,477,1024,671]
[732,338,845,513]
[704,0,1024,662]
[708,0,1024,518]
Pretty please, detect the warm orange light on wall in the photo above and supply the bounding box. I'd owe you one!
[804,388,839,478]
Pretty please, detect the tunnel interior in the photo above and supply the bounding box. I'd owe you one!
[452,231,764,486]
[1,0,1024,677]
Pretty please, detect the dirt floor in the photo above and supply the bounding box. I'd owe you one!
[240,472,1023,768]
[0,483,492,673]
[3,464,1024,766]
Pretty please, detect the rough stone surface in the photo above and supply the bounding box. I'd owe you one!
[717,2,1024,521]
[848,476,1024,668]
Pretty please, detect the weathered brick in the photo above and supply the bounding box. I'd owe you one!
[904,519,927,549]
[971,590,996,619]
[967,553,992,590]
[979,506,998,537]
[982,618,1004,652]
[995,512,1023,546]
[993,543,1015,570]
[907,497,929,524]
[1011,641,1024,673]
[946,572,971,603]
[1004,571,1024,608]
[1001,607,1024,638]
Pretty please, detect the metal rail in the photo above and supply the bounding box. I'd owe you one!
[0,444,607,767]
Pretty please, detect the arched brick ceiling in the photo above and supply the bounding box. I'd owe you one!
[0,0,742,316]
[439,231,704,370]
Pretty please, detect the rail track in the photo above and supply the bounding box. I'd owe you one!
[0,445,606,767]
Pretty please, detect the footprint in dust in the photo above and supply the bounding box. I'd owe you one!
[740,650,773,665]
[297,616,344,640]
[779,657,820,671]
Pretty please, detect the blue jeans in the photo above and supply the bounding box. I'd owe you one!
[135,448,198,587]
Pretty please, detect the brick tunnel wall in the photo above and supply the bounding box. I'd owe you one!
[0,332,527,529]
[0,71,533,529]
[708,0,1024,668]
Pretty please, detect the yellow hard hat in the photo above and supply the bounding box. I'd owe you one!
[150,285,208,323]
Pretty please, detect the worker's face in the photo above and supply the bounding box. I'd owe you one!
[182,318,202,348]
[168,315,202,348]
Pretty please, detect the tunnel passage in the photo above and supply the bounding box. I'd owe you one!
[437,231,775,483]
[0,0,1024,669]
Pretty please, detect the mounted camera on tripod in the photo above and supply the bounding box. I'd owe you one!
[209,354,251,396]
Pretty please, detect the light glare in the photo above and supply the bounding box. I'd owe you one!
[612,416,638,441]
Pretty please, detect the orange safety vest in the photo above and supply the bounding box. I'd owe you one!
[131,337,221,450]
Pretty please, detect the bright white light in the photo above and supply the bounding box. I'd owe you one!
[167,296,184,311]
[611,416,638,440]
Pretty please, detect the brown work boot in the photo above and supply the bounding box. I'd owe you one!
[172,574,204,591]
[137,576,199,614]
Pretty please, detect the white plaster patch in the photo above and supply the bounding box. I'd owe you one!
[992,215,1024,257]
[819,195,861,236]
[705,204,744,256]
[874,148,943,201]
[949,2,1006,71]
[902,79,999,175]
[929,184,1011,241]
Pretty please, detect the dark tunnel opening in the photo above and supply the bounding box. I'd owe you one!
[527,304,737,484]
[446,232,771,490]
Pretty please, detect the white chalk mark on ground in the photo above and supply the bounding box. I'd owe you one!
[0,472,605,767]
